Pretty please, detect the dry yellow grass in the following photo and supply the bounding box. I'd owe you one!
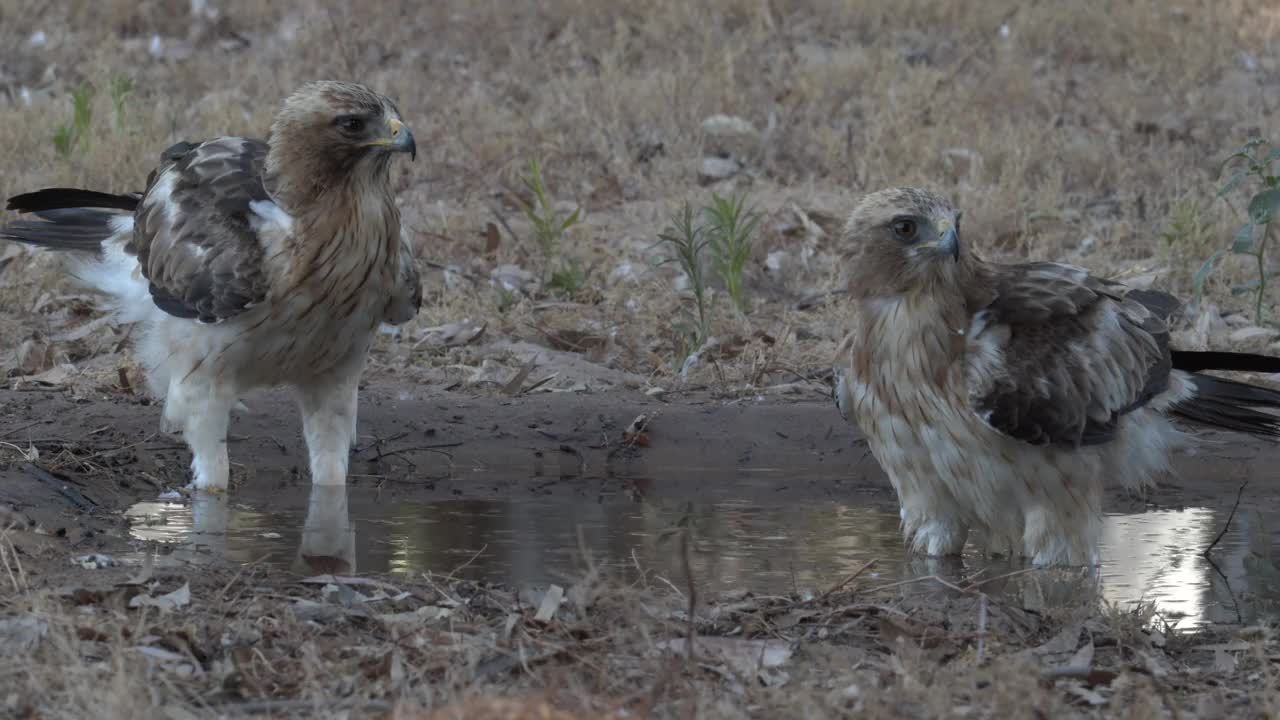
[1,0,1278,390]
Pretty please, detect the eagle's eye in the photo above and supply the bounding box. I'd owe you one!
[890,218,918,242]
[335,115,367,134]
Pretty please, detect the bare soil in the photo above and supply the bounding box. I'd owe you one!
[4,382,1280,551]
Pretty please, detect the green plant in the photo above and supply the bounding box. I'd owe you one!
[1198,138,1280,323]
[53,84,96,158]
[515,157,585,296]
[655,201,717,357]
[109,76,134,130]
[547,258,588,296]
[703,191,761,312]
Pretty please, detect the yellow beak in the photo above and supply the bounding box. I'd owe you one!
[364,117,417,160]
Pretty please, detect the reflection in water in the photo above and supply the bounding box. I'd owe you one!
[124,485,1280,630]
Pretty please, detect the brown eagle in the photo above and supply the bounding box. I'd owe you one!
[833,187,1280,566]
[1,81,420,492]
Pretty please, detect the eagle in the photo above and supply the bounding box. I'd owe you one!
[833,187,1280,566]
[1,81,421,492]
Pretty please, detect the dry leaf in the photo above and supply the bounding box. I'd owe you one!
[129,582,191,612]
[534,584,565,623]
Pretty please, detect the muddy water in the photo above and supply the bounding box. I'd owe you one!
[124,482,1280,631]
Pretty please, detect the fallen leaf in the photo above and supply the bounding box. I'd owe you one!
[1064,683,1108,706]
[299,574,402,592]
[129,582,191,612]
[534,584,565,623]
[483,222,501,255]
[131,646,187,663]
[414,319,487,350]
[1035,623,1083,657]
[659,636,793,683]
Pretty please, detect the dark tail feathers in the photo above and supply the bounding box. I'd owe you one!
[6,188,140,213]
[2,187,138,254]
[1173,374,1280,437]
[1173,350,1280,375]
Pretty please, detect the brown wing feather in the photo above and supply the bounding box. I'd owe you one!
[965,262,1174,447]
[132,137,273,324]
[383,233,422,325]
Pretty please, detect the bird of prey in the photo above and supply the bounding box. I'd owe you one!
[1,80,420,492]
[833,187,1280,566]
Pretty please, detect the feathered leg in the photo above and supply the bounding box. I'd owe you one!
[908,514,970,557]
[180,380,235,491]
[298,372,359,486]
[161,376,187,435]
[1024,500,1100,567]
[894,477,970,556]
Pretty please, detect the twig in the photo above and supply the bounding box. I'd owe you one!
[818,558,878,602]
[211,699,393,715]
[1204,480,1249,557]
[21,463,96,511]
[976,594,989,663]
[444,543,488,582]
[0,420,46,440]
[1204,552,1244,625]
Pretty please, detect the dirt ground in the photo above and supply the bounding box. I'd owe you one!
[4,383,1280,718]
[4,0,1280,717]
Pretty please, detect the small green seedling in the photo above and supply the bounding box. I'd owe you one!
[703,191,762,313]
[1198,138,1280,323]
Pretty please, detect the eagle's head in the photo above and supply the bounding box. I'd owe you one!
[841,187,967,299]
[265,81,415,206]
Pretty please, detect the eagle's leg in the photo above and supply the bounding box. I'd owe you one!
[1024,502,1100,567]
[297,372,360,486]
[900,501,969,557]
[179,381,234,492]
[910,519,970,557]
[160,393,185,435]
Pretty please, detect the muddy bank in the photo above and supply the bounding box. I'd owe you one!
[2,383,1277,530]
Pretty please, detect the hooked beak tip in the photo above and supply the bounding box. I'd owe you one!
[940,227,960,261]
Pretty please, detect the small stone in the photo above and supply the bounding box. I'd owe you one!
[701,114,757,138]
[1229,326,1280,344]
[1223,313,1252,328]
[698,156,741,185]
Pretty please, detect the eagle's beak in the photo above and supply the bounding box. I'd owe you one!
[936,221,960,261]
[367,118,417,160]
[387,118,417,161]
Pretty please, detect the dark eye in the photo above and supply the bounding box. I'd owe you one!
[335,116,366,133]
[890,218,918,241]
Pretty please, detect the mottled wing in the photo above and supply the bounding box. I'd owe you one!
[383,230,422,325]
[964,262,1176,447]
[131,137,273,324]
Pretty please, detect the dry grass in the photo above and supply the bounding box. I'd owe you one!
[3,542,1279,720]
[1,0,1279,390]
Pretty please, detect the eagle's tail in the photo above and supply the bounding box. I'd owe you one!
[1172,350,1280,375]
[3,187,151,323]
[3,188,139,254]
[1172,372,1280,437]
